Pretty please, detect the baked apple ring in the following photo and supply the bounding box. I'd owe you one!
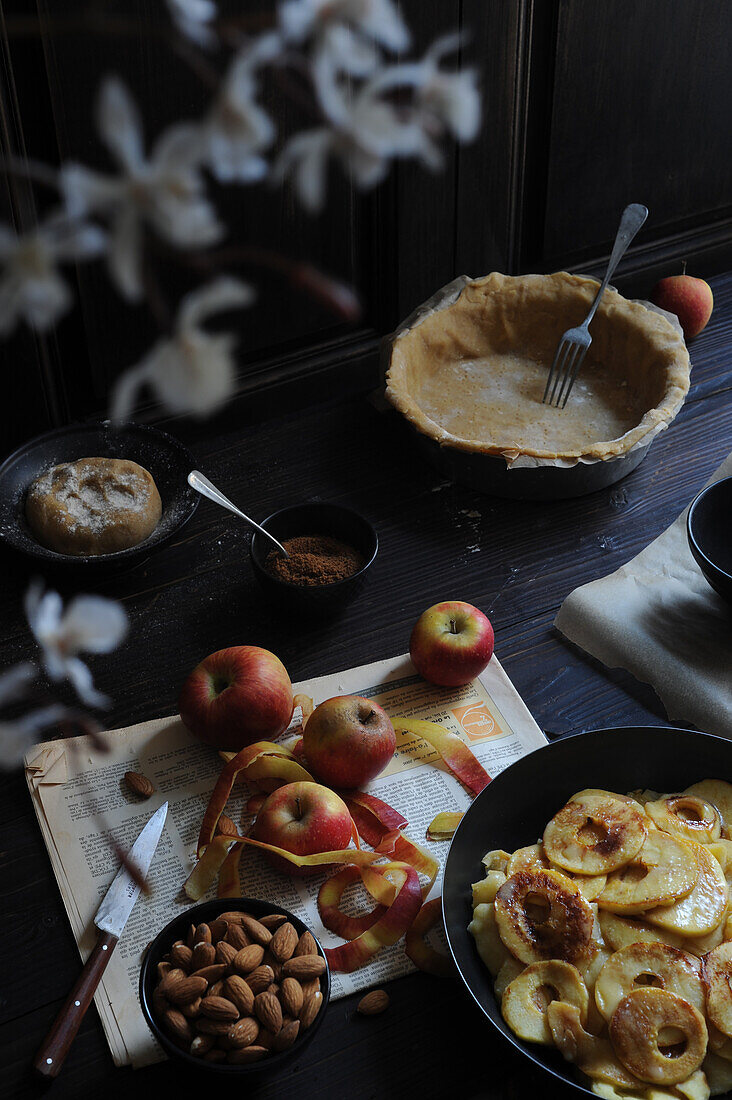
[609,988,708,1085]
[494,868,594,966]
[594,942,704,1022]
[547,1002,642,1089]
[501,959,588,1044]
[646,794,722,845]
[702,942,732,1038]
[544,793,647,875]
[599,831,699,914]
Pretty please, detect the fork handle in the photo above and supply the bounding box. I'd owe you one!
[585,203,648,327]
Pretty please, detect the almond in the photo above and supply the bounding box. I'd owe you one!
[282,955,326,980]
[215,940,237,969]
[193,922,212,946]
[222,1016,259,1050]
[179,997,202,1019]
[191,941,216,970]
[209,980,224,998]
[240,914,273,947]
[357,990,389,1015]
[167,975,208,1006]
[185,923,197,949]
[234,944,265,975]
[200,995,239,1021]
[158,968,187,998]
[260,913,289,931]
[224,974,255,1016]
[170,943,193,971]
[191,964,228,984]
[225,924,251,951]
[218,911,246,924]
[195,1017,234,1036]
[124,771,154,798]
[273,1019,300,1051]
[294,930,319,957]
[263,953,282,982]
[227,1045,268,1064]
[163,1007,193,1044]
[156,960,173,980]
[300,977,321,1005]
[255,1027,277,1050]
[190,1034,215,1057]
[152,987,168,1015]
[300,990,323,1030]
[280,977,303,1018]
[271,922,298,963]
[245,965,274,994]
[209,918,229,943]
[254,990,282,1034]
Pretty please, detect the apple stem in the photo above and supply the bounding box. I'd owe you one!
[449,619,459,634]
[294,796,302,821]
[682,259,687,276]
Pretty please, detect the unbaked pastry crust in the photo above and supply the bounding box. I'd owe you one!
[385,272,691,462]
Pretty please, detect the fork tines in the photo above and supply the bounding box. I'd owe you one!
[542,334,590,408]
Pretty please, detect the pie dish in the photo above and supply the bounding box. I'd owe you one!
[385,272,691,468]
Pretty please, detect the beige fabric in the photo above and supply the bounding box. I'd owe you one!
[385,272,690,462]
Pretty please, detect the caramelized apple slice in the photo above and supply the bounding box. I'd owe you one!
[544,793,648,876]
[646,842,727,936]
[598,910,687,953]
[482,848,511,873]
[472,870,506,908]
[685,781,732,836]
[507,842,606,901]
[594,942,704,1022]
[609,988,707,1086]
[590,1069,710,1099]
[494,956,525,1003]
[702,942,732,1038]
[494,868,595,966]
[547,1001,643,1088]
[703,1051,732,1096]
[599,832,699,914]
[468,902,512,976]
[501,959,588,1044]
[646,795,722,845]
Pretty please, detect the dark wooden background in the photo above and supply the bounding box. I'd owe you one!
[1,0,731,448]
[1,271,731,1099]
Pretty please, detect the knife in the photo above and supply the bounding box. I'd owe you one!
[34,801,168,1078]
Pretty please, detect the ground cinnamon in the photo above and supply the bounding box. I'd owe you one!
[265,534,365,586]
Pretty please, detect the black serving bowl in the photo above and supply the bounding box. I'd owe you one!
[442,725,732,1098]
[139,897,331,1075]
[249,502,378,613]
[687,476,732,605]
[0,420,198,572]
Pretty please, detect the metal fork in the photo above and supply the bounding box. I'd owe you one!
[542,203,648,408]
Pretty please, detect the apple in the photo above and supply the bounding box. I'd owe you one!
[178,645,293,751]
[303,695,396,789]
[251,781,353,874]
[650,272,713,339]
[410,601,494,687]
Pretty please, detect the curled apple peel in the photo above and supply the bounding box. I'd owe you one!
[391,718,491,796]
[318,865,391,940]
[405,897,454,977]
[323,862,423,973]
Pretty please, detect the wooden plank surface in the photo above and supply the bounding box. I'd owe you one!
[1,273,731,1099]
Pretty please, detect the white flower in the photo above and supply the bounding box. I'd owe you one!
[166,0,218,47]
[279,0,410,73]
[202,34,279,183]
[276,59,438,212]
[25,583,129,708]
[110,278,254,419]
[0,706,68,770]
[60,76,221,300]
[0,214,106,335]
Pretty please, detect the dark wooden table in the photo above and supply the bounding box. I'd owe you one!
[2,273,731,1100]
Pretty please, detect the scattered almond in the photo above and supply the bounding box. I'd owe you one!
[357,990,390,1016]
[124,771,154,799]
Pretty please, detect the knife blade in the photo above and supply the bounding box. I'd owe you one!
[34,802,168,1078]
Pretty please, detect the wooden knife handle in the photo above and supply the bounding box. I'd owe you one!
[34,929,118,1078]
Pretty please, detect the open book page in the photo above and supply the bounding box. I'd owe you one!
[25,652,545,1068]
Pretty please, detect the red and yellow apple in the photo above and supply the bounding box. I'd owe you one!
[251,781,353,874]
[302,695,396,789]
[650,273,713,339]
[410,601,494,687]
[178,645,293,751]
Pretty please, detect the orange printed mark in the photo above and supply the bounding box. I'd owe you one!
[452,702,502,742]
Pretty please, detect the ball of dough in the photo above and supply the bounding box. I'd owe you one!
[26,457,162,556]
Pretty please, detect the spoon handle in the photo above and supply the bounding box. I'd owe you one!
[187,471,289,558]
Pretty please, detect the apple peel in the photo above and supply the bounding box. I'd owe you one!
[427,811,464,840]
[318,865,391,940]
[392,718,491,796]
[324,862,423,973]
[342,792,408,845]
[405,897,454,977]
[375,831,439,898]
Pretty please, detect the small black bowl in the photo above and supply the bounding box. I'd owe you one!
[0,420,198,572]
[139,897,331,1074]
[687,475,732,604]
[250,502,378,613]
[442,725,732,1098]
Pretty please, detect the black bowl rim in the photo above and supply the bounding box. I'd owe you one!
[139,895,331,1073]
[250,502,379,591]
[442,724,732,1099]
[0,419,199,565]
[687,475,732,583]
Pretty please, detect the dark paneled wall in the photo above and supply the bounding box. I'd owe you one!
[2,0,731,449]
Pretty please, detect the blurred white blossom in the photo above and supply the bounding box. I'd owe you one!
[0,215,106,334]
[276,59,439,212]
[202,35,279,183]
[0,706,68,770]
[60,77,221,300]
[110,277,253,419]
[166,0,218,47]
[279,0,409,73]
[25,584,129,708]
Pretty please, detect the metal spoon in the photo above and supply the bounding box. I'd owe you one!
[187,470,289,558]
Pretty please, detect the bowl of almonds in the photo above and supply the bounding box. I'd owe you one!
[139,897,330,1073]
